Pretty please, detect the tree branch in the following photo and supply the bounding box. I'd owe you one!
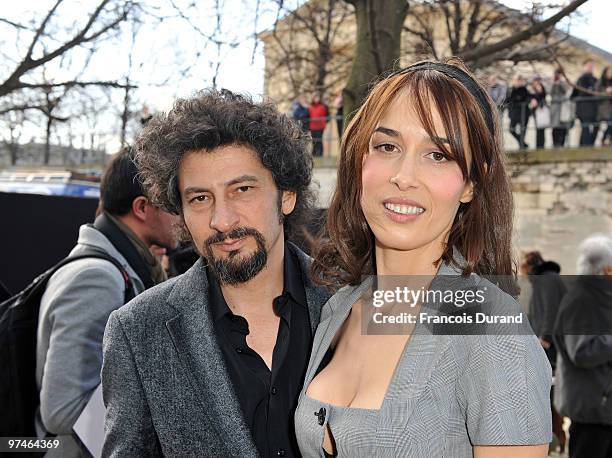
[459,0,588,64]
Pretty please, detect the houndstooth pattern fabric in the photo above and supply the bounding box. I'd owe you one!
[295,267,552,457]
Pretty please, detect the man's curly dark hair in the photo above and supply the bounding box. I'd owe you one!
[134,89,315,238]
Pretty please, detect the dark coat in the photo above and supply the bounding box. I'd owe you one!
[596,78,612,121]
[571,73,599,122]
[101,243,331,457]
[554,276,612,425]
[506,86,533,122]
[527,261,566,367]
[291,102,310,132]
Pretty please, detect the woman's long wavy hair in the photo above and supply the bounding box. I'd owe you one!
[311,58,516,288]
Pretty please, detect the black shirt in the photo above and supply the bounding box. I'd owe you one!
[208,243,312,458]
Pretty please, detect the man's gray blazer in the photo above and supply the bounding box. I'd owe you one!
[101,243,330,457]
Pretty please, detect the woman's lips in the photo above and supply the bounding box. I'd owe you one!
[383,202,426,223]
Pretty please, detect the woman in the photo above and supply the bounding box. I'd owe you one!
[530,76,548,149]
[295,60,552,457]
[507,74,534,149]
[550,69,571,148]
[596,67,612,145]
[309,94,329,157]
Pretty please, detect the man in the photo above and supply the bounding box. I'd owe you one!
[102,90,330,457]
[571,60,600,146]
[554,235,612,458]
[487,73,507,114]
[36,147,179,456]
[507,74,533,150]
[291,94,310,132]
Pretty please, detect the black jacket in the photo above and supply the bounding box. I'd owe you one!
[571,73,599,122]
[554,276,612,424]
[506,86,533,122]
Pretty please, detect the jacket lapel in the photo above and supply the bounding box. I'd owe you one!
[164,258,257,457]
[288,242,331,334]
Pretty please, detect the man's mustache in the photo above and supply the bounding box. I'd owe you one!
[205,227,262,247]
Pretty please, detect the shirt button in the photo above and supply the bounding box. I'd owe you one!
[277,449,286,456]
[235,347,244,354]
[271,387,278,395]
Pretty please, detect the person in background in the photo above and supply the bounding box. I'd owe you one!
[487,73,507,116]
[550,69,571,148]
[292,94,310,133]
[530,76,548,149]
[333,89,344,139]
[554,235,612,458]
[596,66,612,146]
[308,93,328,157]
[571,59,599,146]
[521,251,567,453]
[36,147,179,457]
[140,105,153,127]
[507,74,533,149]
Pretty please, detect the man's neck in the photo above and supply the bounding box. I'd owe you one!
[115,213,149,246]
[219,237,286,318]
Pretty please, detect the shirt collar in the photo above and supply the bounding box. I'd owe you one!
[207,241,307,323]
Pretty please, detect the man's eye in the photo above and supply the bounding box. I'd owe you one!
[375,143,398,153]
[190,195,209,203]
[427,151,449,162]
[236,186,252,193]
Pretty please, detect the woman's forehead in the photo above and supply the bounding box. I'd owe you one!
[374,89,449,137]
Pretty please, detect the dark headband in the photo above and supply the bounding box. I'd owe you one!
[390,61,495,132]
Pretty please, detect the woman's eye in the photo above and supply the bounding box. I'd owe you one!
[427,151,449,162]
[375,143,398,153]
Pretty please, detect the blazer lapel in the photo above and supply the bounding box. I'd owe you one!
[289,242,331,333]
[164,259,257,457]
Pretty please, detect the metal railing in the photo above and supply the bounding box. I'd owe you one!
[293,95,612,158]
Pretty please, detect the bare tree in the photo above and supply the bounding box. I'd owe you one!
[265,0,354,103]
[0,0,136,99]
[342,0,408,119]
[342,0,589,120]
[0,105,26,165]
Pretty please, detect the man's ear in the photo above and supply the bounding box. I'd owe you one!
[281,190,297,216]
[131,195,149,223]
[459,181,474,204]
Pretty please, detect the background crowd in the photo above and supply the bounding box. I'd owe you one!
[291,59,612,156]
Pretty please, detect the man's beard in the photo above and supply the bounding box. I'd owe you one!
[203,227,268,285]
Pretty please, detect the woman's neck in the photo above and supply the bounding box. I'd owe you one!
[374,241,445,277]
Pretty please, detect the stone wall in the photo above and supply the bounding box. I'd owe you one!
[509,149,612,274]
[312,149,612,274]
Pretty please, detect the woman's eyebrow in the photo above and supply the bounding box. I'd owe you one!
[374,126,450,145]
[430,135,450,144]
[373,126,400,137]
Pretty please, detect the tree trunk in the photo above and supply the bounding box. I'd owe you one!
[120,79,130,147]
[343,0,408,123]
[9,144,19,166]
[44,116,52,165]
